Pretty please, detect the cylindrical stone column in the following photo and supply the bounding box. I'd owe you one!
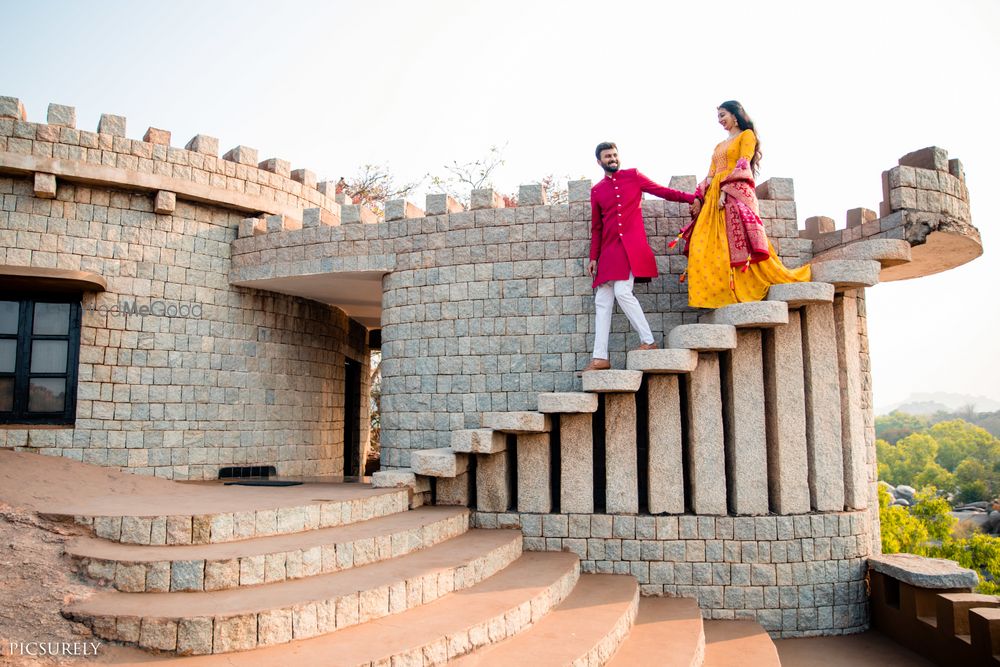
[604,393,638,514]
[560,413,594,514]
[517,433,551,513]
[686,353,727,515]
[763,310,811,514]
[646,374,683,514]
[476,451,510,512]
[835,290,868,510]
[723,329,769,515]
[801,302,846,512]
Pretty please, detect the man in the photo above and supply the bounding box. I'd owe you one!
[581,142,696,373]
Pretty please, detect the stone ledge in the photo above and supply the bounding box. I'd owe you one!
[766,282,835,307]
[482,412,552,433]
[812,239,912,268]
[810,260,881,289]
[667,324,737,351]
[537,392,599,413]
[371,468,431,493]
[451,429,506,454]
[699,301,788,328]
[409,448,468,478]
[582,370,643,393]
[626,348,698,374]
[868,553,979,589]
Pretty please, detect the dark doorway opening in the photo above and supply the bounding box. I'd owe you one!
[343,358,362,478]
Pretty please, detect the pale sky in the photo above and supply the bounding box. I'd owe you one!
[5,0,998,410]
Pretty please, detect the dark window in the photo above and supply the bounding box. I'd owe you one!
[0,298,81,425]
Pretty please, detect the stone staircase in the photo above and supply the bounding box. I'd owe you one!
[55,478,780,665]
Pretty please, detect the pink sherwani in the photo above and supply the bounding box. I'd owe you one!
[590,168,695,287]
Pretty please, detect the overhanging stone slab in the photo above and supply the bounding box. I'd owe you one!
[667,324,737,351]
[626,348,698,374]
[582,370,643,393]
[409,448,468,478]
[450,429,506,454]
[537,392,599,414]
[868,554,979,589]
[700,301,789,328]
[481,412,551,433]
[766,282,835,307]
[813,238,912,268]
[811,260,881,289]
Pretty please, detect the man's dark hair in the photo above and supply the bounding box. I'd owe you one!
[595,142,617,160]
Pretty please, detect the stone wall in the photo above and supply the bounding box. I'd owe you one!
[472,509,871,637]
[0,99,370,480]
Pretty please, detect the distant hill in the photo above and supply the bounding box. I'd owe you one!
[878,392,1000,416]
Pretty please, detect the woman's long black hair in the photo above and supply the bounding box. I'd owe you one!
[719,100,762,176]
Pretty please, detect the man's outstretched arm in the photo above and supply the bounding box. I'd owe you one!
[636,171,695,204]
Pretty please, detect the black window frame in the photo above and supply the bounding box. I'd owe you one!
[0,296,82,426]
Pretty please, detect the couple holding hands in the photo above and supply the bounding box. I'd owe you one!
[582,100,811,374]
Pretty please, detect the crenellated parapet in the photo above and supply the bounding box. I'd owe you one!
[0,95,341,221]
[804,146,981,281]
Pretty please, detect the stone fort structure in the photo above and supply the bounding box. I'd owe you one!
[0,94,985,647]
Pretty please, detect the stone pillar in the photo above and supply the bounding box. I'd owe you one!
[646,375,683,514]
[436,473,469,506]
[605,393,638,514]
[723,330,769,515]
[686,353,727,515]
[560,413,594,514]
[763,311,811,514]
[801,303,846,511]
[476,452,510,512]
[835,291,868,510]
[517,433,551,513]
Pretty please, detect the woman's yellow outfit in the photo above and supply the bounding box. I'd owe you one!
[686,129,810,308]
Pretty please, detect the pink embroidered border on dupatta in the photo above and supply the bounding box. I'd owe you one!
[720,158,770,268]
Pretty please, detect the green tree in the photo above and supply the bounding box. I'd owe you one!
[876,411,929,445]
[879,486,929,554]
[879,433,939,486]
[913,462,956,493]
[930,419,1000,472]
[955,459,992,502]
[909,488,957,542]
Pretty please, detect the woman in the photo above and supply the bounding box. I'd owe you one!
[677,101,810,308]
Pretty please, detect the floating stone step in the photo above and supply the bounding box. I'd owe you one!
[481,411,552,434]
[63,529,524,655]
[370,468,431,494]
[626,348,699,374]
[449,574,639,667]
[605,597,705,667]
[536,392,599,413]
[699,301,789,328]
[814,238,912,267]
[62,485,408,546]
[409,448,468,478]
[66,506,469,593]
[810,259,881,289]
[451,429,507,454]
[582,369,643,393]
[99,551,580,664]
[703,619,781,667]
[766,281,835,307]
[667,324,738,351]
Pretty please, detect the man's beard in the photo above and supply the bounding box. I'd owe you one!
[602,163,620,173]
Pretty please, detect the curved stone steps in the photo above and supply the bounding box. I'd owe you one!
[626,348,698,374]
[537,392,599,413]
[80,551,581,663]
[63,529,523,654]
[482,411,552,434]
[605,597,705,667]
[61,484,408,545]
[410,447,469,478]
[452,428,508,453]
[812,237,913,268]
[703,619,781,667]
[448,574,639,667]
[766,281,835,307]
[66,505,469,592]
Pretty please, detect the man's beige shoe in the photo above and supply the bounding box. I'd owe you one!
[578,358,611,375]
